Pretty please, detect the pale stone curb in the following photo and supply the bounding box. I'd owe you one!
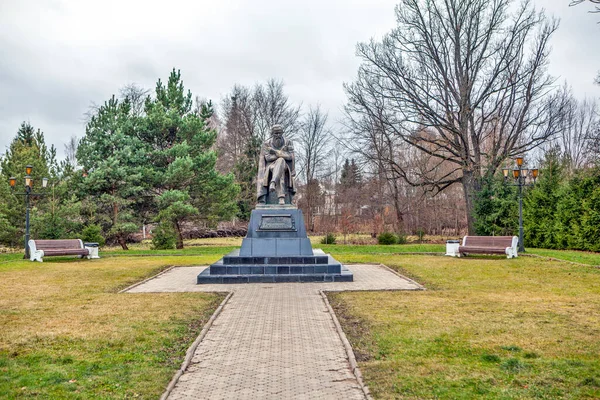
[159,291,234,400]
[118,266,175,293]
[378,263,427,290]
[319,290,372,400]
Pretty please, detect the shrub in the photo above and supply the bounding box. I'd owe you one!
[81,224,105,247]
[397,234,407,244]
[320,233,337,245]
[151,223,176,250]
[378,232,398,245]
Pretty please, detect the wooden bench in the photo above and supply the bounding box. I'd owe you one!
[28,239,100,262]
[457,236,518,258]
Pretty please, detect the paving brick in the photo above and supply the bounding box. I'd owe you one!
[127,264,420,399]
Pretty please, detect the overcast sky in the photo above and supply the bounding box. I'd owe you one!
[1,0,599,159]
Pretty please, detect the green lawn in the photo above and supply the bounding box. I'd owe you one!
[327,253,600,399]
[0,254,223,399]
[527,248,600,266]
[2,241,599,399]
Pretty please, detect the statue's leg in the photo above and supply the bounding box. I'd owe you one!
[272,158,288,203]
[271,159,285,192]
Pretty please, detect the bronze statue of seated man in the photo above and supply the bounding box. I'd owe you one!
[256,125,296,205]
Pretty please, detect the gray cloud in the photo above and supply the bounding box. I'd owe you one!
[0,0,598,159]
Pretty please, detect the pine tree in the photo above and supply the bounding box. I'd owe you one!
[472,174,518,236]
[77,96,150,249]
[0,123,57,246]
[523,150,564,248]
[142,70,238,247]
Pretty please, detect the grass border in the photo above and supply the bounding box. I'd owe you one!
[159,292,234,400]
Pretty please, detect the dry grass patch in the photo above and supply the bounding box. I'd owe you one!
[328,254,600,399]
[0,256,222,399]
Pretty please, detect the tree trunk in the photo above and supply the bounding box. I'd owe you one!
[118,235,129,250]
[461,171,481,235]
[389,177,404,234]
[174,221,184,249]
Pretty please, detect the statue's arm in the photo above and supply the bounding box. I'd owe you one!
[265,147,278,162]
[277,141,293,160]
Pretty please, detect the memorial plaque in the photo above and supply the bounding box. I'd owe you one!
[258,214,296,231]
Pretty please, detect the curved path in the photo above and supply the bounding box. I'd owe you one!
[126,264,422,399]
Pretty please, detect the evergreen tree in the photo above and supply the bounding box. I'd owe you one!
[141,70,238,247]
[339,158,362,188]
[523,150,564,248]
[555,168,600,251]
[472,174,518,236]
[0,123,57,247]
[77,96,150,249]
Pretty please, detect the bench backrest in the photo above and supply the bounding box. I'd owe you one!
[462,236,515,248]
[32,239,84,250]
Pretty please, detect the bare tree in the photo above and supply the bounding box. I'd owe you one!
[64,136,79,169]
[342,109,408,233]
[253,79,301,141]
[344,0,567,234]
[119,83,150,117]
[559,95,599,171]
[216,85,256,171]
[297,105,331,183]
[218,80,301,168]
[296,106,331,229]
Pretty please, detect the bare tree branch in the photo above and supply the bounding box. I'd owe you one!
[570,0,600,12]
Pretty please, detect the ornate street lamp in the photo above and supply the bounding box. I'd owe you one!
[502,157,539,253]
[9,165,49,259]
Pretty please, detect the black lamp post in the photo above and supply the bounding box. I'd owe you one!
[502,157,539,253]
[9,165,48,259]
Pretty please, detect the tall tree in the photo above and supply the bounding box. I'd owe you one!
[558,95,598,172]
[0,123,56,241]
[523,149,564,248]
[344,0,567,233]
[253,79,301,141]
[297,106,331,229]
[77,96,149,249]
[142,70,239,246]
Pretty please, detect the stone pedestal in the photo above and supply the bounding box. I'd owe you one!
[197,206,352,284]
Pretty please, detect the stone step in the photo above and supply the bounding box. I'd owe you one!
[209,264,342,276]
[222,255,329,265]
[197,270,353,284]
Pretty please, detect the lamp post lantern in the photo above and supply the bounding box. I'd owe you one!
[502,158,538,253]
[9,166,48,259]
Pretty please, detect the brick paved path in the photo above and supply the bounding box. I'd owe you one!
[127,264,421,399]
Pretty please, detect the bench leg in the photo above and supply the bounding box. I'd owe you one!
[30,250,44,262]
[506,248,518,258]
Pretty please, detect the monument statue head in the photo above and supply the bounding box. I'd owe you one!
[271,124,284,136]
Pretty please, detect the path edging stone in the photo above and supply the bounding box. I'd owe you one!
[320,290,372,400]
[159,291,234,400]
[118,266,176,293]
[378,263,426,290]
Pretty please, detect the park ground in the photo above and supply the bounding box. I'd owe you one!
[1,238,599,399]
